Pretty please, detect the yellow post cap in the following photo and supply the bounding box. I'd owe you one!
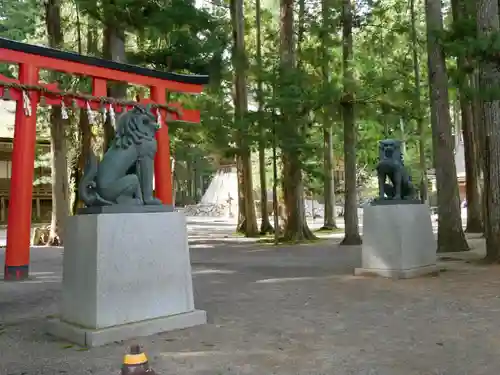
[123,345,148,365]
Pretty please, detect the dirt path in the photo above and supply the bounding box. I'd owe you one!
[0,230,498,375]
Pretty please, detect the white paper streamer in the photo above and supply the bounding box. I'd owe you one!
[86,101,95,124]
[61,100,68,120]
[22,90,31,117]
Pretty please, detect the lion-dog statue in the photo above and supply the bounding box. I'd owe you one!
[79,104,162,206]
[375,139,415,200]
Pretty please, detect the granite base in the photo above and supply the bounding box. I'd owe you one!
[354,265,439,280]
[46,310,207,347]
[47,211,205,347]
[357,203,437,279]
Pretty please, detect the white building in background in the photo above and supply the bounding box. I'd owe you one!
[0,101,52,222]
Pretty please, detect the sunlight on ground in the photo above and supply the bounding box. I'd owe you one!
[254,275,354,284]
[192,269,236,275]
[245,247,280,253]
[159,349,284,359]
[190,244,215,248]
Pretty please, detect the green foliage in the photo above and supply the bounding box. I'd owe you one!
[0,0,439,205]
[0,0,41,41]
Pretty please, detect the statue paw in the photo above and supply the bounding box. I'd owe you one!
[144,198,163,205]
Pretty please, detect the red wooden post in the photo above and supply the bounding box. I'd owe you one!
[150,86,172,205]
[4,63,39,280]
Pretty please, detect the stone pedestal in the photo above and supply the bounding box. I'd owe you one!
[355,203,438,279]
[46,211,206,347]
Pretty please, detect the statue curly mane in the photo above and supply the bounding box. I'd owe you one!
[379,139,402,165]
[113,105,158,149]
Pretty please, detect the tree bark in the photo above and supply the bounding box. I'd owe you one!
[472,70,488,237]
[477,0,500,261]
[279,0,315,242]
[72,17,97,214]
[271,112,281,241]
[70,5,83,216]
[461,100,483,233]
[73,109,93,212]
[340,0,361,245]
[425,0,469,252]
[236,157,246,232]
[322,122,337,229]
[410,0,428,203]
[320,0,337,230]
[449,0,483,233]
[258,144,273,233]
[256,0,273,234]
[45,0,68,246]
[230,0,259,237]
[102,15,126,150]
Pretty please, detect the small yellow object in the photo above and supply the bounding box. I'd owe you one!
[123,352,148,365]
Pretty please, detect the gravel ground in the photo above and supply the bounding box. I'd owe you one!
[0,223,497,375]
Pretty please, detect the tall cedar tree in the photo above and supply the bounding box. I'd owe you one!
[45,0,69,245]
[425,0,469,252]
[230,0,259,237]
[340,0,361,245]
[477,0,500,260]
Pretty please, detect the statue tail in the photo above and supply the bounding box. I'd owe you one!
[79,150,113,206]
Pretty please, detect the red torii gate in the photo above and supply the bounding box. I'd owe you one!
[0,37,209,281]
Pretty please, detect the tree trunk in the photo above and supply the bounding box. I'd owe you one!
[70,6,83,216]
[425,0,469,252]
[449,0,483,233]
[279,0,315,242]
[322,123,337,229]
[102,19,126,150]
[282,155,315,241]
[271,114,281,241]
[230,0,258,237]
[240,151,258,236]
[472,70,488,237]
[236,157,246,232]
[258,144,273,233]
[477,0,500,261]
[72,17,97,214]
[462,100,483,233]
[410,0,428,203]
[45,0,68,246]
[320,0,337,230]
[87,17,99,57]
[340,0,361,246]
[73,108,92,213]
[256,0,273,234]
[48,108,68,246]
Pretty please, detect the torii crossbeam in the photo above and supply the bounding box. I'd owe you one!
[0,37,209,280]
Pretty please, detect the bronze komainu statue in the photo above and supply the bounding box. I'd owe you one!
[376,139,415,200]
[79,104,162,207]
